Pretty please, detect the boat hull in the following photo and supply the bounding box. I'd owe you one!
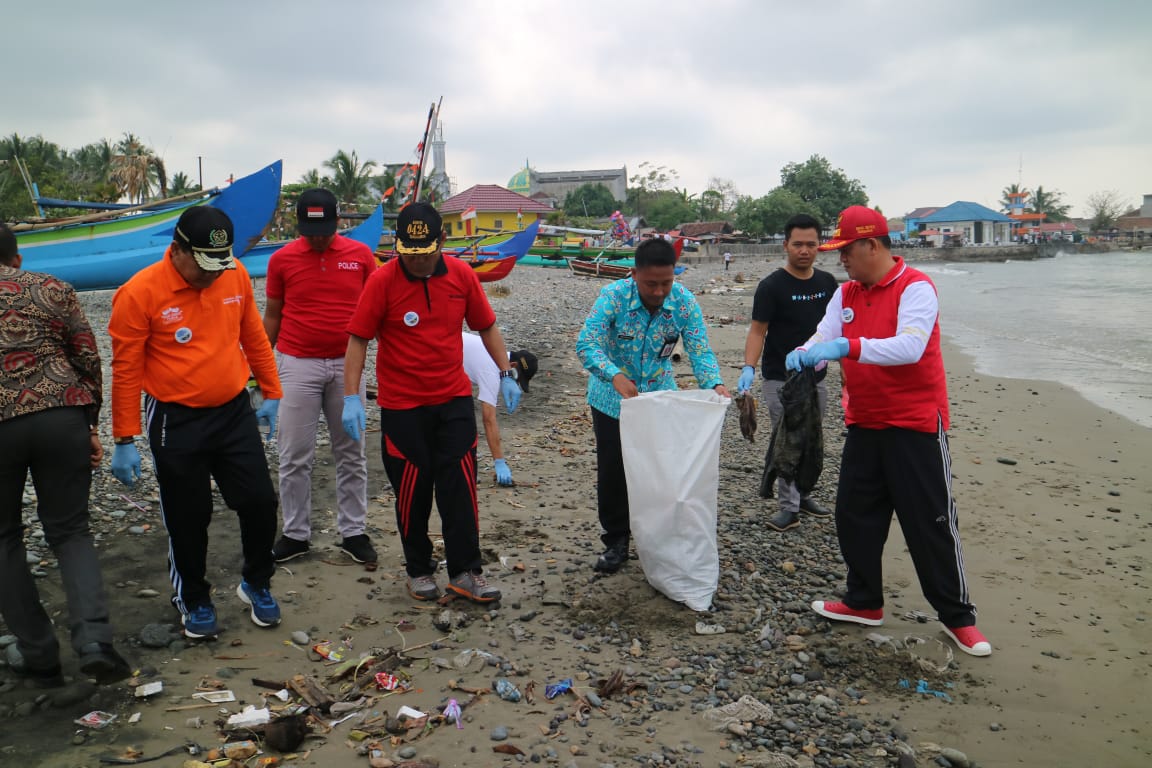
[16,161,283,292]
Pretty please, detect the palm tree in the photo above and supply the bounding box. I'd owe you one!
[298,168,331,187]
[323,150,377,206]
[1029,185,1070,222]
[169,171,199,195]
[111,133,167,202]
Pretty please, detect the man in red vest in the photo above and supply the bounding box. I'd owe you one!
[787,205,992,658]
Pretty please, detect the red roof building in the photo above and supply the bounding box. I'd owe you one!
[438,184,553,236]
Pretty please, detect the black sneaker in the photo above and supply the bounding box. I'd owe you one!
[765,509,800,532]
[272,536,310,563]
[339,534,378,565]
[799,497,832,517]
[78,642,132,685]
[593,543,629,574]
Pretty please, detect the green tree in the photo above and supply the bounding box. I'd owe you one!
[696,189,725,220]
[703,177,741,217]
[625,161,678,218]
[1084,190,1128,232]
[323,150,377,206]
[644,190,696,231]
[1029,185,1070,222]
[733,189,821,238]
[563,183,617,218]
[778,154,868,225]
[111,133,166,203]
[169,172,200,195]
[298,169,332,188]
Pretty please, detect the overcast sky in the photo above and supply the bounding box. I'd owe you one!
[6,0,1149,219]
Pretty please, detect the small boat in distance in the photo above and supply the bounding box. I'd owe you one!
[14,161,283,292]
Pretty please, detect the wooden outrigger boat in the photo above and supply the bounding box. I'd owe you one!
[442,220,540,261]
[14,161,283,291]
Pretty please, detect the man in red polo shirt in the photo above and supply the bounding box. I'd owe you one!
[263,189,377,566]
[341,203,521,604]
[787,205,992,658]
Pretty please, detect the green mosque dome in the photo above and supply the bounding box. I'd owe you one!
[507,166,532,195]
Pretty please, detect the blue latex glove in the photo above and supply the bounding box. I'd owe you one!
[494,458,513,486]
[785,347,806,372]
[800,337,849,367]
[501,376,522,414]
[111,443,141,486]
[737,365,755,394]
[254,398,279,440]
[342,395,366,441]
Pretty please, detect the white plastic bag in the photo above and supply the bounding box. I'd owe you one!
[620,389,730,611]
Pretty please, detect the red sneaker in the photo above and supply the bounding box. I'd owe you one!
[811,600,884,626]
[942,625,992,657]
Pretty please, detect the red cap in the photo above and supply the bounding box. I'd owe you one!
[818,205,888,251]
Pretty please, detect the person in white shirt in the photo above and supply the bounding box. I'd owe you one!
[460,332,537,486]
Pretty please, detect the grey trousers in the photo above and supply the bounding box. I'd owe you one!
[0,407,113,669]
[761,377,829,513]
[276,353,368,541]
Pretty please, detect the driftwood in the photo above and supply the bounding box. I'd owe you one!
[288,674,336,714]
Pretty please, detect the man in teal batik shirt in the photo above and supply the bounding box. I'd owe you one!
[576,237,730,574]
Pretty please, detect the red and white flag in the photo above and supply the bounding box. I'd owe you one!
[461,206,477,221]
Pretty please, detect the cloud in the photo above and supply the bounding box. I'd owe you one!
[4,0,1148,217]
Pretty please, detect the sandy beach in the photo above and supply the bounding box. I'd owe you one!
[1,256,1149,768]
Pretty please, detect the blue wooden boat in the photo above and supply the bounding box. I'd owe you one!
[14,161,283,291]
[237,202,385,279]
[442,219,539,261]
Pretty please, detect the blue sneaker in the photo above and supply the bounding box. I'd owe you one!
[182,603,219,639]
[236,581,281,628]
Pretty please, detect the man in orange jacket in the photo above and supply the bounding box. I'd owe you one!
[108,206,282,640]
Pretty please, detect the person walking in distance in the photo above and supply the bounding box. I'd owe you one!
[0,223,131,686]
[789,205,992,657]
[737,213,839,531]
[108,206,283,639]
[263,189,377,566]
[341,203,522,604]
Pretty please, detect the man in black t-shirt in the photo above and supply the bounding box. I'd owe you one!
[737,214,839,531]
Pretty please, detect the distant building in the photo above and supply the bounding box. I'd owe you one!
[915,201,1013,245]
[1114,194,1152,241]
[507,164,627,206]
[676,221,736,243]
[438,184,552,236]
[902,207,939,239]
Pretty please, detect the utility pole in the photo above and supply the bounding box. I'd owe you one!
[198,156,203,190]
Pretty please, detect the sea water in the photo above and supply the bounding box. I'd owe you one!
[918,251,1152,429]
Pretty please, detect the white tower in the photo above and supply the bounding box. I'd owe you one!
[425,121,452,202]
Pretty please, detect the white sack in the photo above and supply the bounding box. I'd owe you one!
[620,389,729,611]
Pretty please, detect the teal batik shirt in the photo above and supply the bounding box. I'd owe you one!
[576,278,723,419]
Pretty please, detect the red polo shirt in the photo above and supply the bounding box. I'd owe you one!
[346,255,496,409]
[265,234,376,358]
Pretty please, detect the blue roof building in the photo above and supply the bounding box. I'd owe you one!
[915,201,1014,245]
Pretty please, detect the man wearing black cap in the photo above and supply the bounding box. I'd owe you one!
[341,202,522,604]
[262,189,377,566]
[109,205,283,640]
[461,331,538,486]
